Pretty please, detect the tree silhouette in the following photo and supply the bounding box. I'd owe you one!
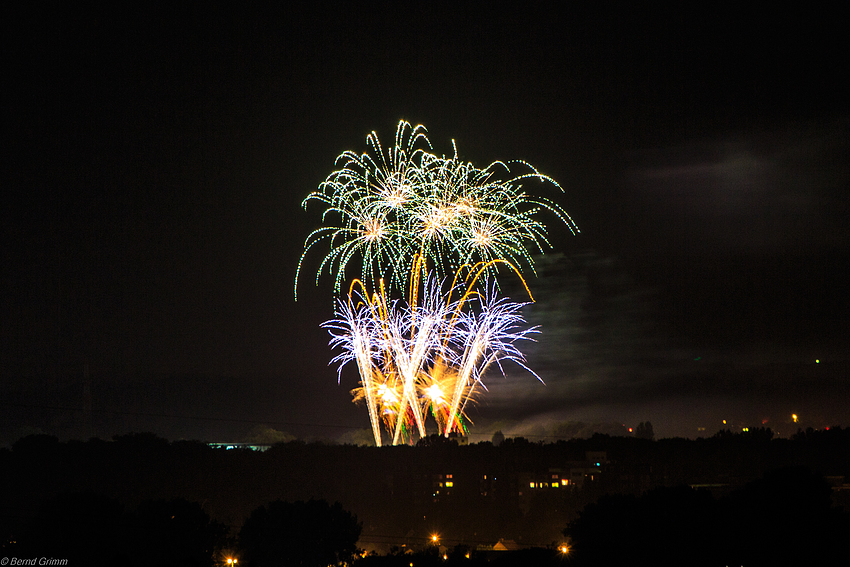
[238,499,361,567]
[565,467,850,566]
[491,430,505,446]
[635,421,654,441]
[128,498,228,566]
[416,433,459,448]
[722,467,850,566]
[14,491,126,566]
[565,485,719,566]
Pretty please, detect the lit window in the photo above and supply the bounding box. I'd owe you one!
[551,482,558,488]
[529,482,535,488]
[445,481,453,487]
[446,474,453,478]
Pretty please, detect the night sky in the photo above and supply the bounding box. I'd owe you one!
[3,3,848,444]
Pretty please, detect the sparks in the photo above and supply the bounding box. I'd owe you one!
[296,120,578,299]
[324,275,539,446]
[297,121,578,445]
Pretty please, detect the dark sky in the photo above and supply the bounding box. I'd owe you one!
[3,3,848,443]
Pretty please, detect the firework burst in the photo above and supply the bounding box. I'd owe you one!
[296,121,578,299]
[298,122,577,445]
[323,274,539,446]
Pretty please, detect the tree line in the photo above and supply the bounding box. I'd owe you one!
[1,427,848,565]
